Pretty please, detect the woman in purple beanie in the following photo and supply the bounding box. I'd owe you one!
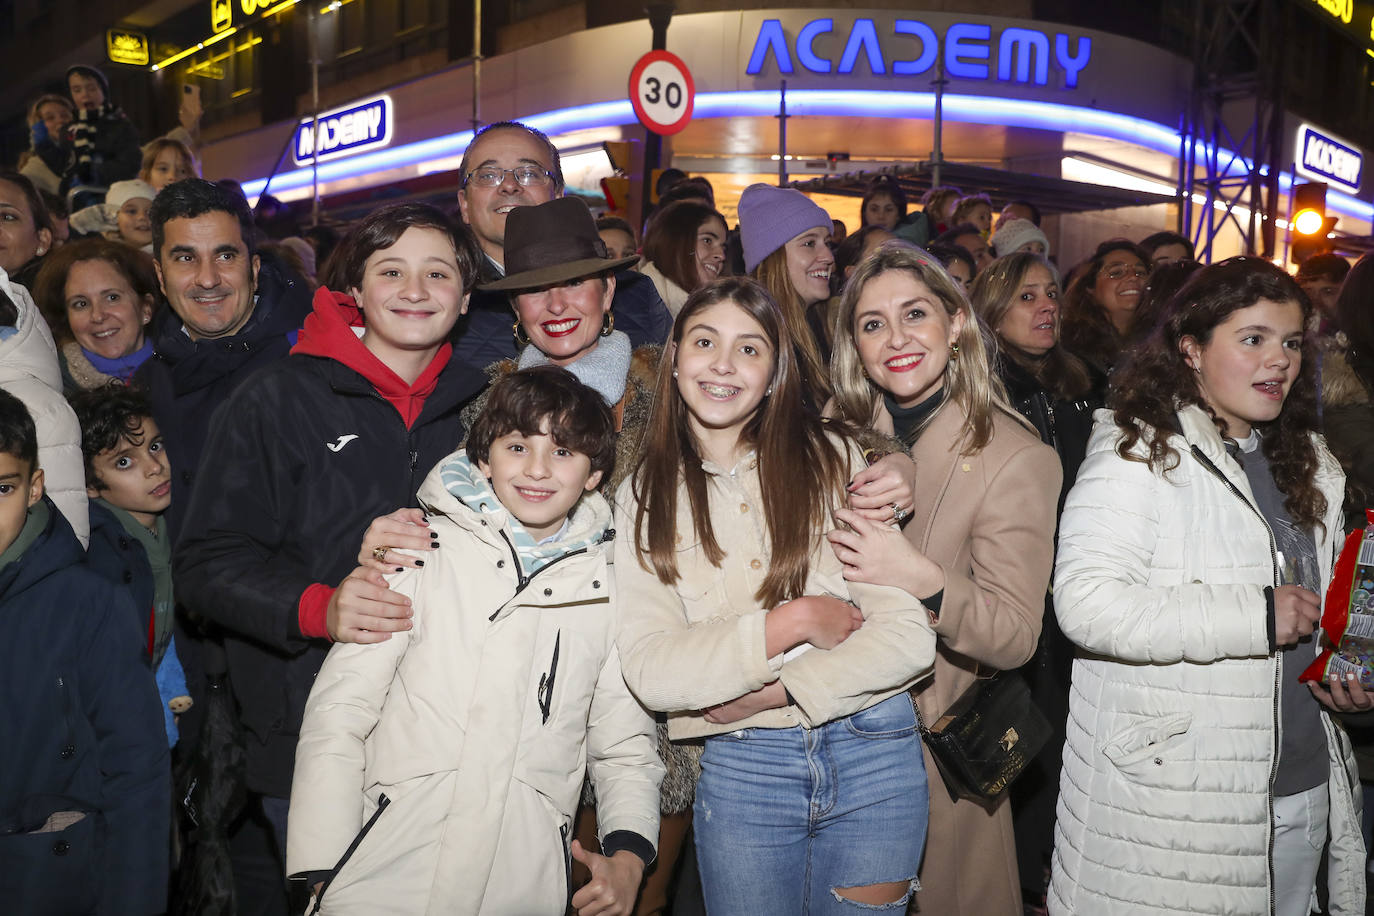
[736,183,836,408]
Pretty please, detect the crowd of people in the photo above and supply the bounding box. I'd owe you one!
[1,69,1372,916]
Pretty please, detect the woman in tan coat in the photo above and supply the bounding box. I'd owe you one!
[826,245,1060,914]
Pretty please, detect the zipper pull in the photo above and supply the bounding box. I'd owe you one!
[409,450,418,471]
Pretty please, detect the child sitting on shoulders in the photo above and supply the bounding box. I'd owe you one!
[288,366,662,916]
[0,387,168,913]
[71,385,189,747]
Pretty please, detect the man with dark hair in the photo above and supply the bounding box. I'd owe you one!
[139,178,308,535]
[453,121,672,371]
[136,176,310,914]
[1296,252,1351,325]
[934,222,993,273]
[1140,230,1195,266]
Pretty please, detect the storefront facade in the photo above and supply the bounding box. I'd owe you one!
[193,7,1370,266]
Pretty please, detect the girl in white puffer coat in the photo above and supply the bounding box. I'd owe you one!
[1051,257,1366,916]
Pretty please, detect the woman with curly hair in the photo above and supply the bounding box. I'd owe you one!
[1058,238,1149,374]
[1051,257,1367,916]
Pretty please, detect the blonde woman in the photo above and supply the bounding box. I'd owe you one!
[826,245,1061,914]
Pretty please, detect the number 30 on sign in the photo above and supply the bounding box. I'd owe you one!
[629,50,696,136]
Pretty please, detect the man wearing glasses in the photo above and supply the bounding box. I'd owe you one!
[453,120,673,370]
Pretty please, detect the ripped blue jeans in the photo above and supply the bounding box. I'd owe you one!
[694,693,927,914]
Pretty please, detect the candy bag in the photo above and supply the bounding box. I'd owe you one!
[1300,509,1374,690]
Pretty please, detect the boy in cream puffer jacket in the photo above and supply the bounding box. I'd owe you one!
[287,367,661,916]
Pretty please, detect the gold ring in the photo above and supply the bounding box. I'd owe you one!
[372,545,390,562]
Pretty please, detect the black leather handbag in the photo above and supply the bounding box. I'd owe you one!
[914,671,1051,804]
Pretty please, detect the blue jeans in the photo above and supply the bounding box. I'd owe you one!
[693,694,927,915]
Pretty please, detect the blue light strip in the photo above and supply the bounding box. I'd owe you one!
[239,89,1373,222]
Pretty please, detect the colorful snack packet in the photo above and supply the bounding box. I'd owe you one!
[1301,510,1374,691]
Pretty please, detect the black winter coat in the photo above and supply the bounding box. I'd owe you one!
[134,255,311,542]
[0,499,169,915]
[63,106,142,191]
[172,353,487,798]
[998,354,1100,896]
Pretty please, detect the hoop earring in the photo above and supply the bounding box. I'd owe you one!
[513,321,531,347]
[601,312,615,337]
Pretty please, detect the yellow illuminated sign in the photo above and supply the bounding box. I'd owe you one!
[211,0,232,32]
[107,29,149,66]
[1296,0,1374,52]
[1309,0,1354,24]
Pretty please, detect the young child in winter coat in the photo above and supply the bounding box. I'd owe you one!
[63,65,141,206]
[287,366,662,916]
[0,387,169,914]
[72,385,190,747]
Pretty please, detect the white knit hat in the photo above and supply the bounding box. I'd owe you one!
[990,218,1050,258]
[105,179,156,212]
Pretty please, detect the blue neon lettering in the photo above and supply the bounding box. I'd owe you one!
[1055,34,1091,88]
[746,19,793,74]
[945,23,991,80]
[745,19,1091,88]
[838,18,885,75]
[891,20,938,75]
[998,28,1049,85]
[797,18,834,73]
[1302,129,1363,187]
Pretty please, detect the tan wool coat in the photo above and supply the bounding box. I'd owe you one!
[876,402,1061,916]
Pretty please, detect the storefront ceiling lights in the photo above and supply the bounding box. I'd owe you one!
[151,25,236,71]
[239,89,1374,223]
[150,0,299,71]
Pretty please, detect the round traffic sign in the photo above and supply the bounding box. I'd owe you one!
[629,50,695,136]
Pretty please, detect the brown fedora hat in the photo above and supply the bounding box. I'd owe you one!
[480,196,639,291]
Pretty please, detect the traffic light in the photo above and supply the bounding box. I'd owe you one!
[1290,181,1338,266]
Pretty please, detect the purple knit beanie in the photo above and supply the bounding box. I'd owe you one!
[738,184,833,274]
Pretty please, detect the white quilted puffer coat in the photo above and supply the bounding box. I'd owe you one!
[1050,405,1365,915]
[287,454,662,915]
[0,270,87,545]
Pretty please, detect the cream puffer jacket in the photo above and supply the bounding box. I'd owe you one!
[1050,405,1364,915]
[0,270,86,546]
[287,453,662,915]
[614,437,937,738]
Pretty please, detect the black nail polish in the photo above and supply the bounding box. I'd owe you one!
[430,531,438,539]
[395,567,404,573]
[431,541,440,549]
[416,559,425,567]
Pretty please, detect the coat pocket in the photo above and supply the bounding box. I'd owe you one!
[1101,712,1194,780]
[0,796,104,915]
[309,794,390,915]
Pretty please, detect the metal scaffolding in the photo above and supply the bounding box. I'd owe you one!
[1178,0,1283,261]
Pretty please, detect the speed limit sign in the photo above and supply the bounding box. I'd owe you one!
[629,50,695,136]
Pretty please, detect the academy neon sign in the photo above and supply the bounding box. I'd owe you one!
[239,90,1374,224]
[746,18,1092,88]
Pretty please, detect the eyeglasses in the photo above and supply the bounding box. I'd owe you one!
[1103,264,1148,280]
[462,165,554,189]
